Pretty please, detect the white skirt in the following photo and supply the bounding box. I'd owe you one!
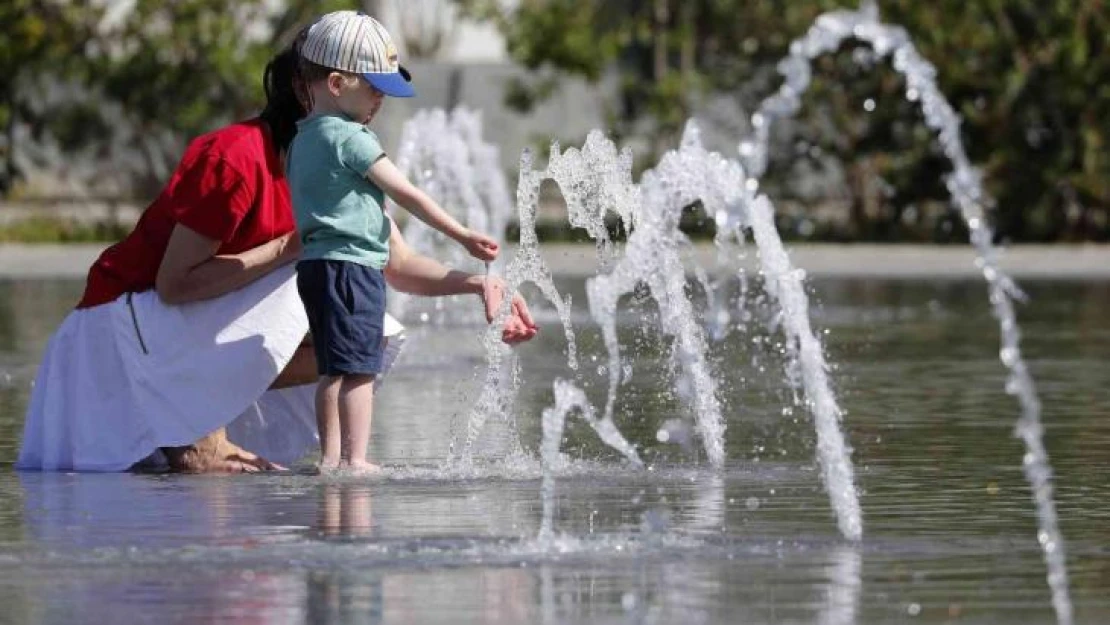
[16,264,406,471]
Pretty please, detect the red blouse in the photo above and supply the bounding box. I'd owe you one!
[78,118,294,308]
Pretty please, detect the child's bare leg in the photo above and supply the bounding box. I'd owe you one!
[315,375,343,471]
[270,340,317,390]
[338,373,377,472]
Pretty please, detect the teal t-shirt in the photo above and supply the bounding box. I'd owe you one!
[286,114,390,268]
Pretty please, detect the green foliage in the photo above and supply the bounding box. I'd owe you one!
[0,0,354,196]
[458,0,1109,242]
[95,0,352,135]
[0,217,131,243]
[0,1,103,191]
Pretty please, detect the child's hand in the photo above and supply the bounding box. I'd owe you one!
[481,276,539,344]
[462,230,500,261]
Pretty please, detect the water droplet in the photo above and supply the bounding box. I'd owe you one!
[907,603,922,616]
[621,592,637,611]
[745,497,760,510]
[656,429,670,443]
[906,88,919,101]
[864,98,877,112]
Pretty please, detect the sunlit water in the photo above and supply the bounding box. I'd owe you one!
[0,275,1107,624]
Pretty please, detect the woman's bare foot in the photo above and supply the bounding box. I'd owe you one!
[164,429,287,473]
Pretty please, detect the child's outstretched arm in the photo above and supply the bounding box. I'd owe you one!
[368,157,499,261]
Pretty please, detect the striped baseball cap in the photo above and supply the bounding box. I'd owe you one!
[301,11,414,98]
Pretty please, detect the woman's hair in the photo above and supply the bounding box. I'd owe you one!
[259,27,310,156]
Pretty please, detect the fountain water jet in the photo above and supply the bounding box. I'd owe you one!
[486,121,863,541]
[393,10,1070,614]
[391,108,514,322]
[451,147,583,465]
[733,2,1072,621]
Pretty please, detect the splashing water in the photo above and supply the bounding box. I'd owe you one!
[391,107,514,322]
[389,108,560,465]
[539,379,643,541]
[396,10,1069,612]
[740,194,863,541]
[451,147,582,465]
[545,133,637,268]
[583,124,744,468]
[736,1,1071,621]
[502,121,862,541]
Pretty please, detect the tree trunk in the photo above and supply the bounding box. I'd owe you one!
[653,0,669,81]
[846,158,879,239]
[2,90,16,194]
[680,3,695,79]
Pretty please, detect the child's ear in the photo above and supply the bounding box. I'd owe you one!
[326,72,347,97]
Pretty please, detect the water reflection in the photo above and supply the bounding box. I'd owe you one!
[821,546,862,625]
[308,484,382,624]
[318,483,375,538]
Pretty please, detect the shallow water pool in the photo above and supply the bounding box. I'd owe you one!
[0,275,1107,624]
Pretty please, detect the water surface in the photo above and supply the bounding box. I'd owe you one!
[0,275,1107,624]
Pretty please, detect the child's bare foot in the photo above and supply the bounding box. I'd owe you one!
[315,458,341,475]
[341,459,383,475]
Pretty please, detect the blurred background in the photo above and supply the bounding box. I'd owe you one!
[1,0,1106,243]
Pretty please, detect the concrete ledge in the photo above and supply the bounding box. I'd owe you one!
[2,242,1109,280]
[537,243,1110,280]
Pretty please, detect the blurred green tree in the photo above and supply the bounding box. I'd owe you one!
[0,1,103,192]
[457,0,1108,242]
[1,0,353,197]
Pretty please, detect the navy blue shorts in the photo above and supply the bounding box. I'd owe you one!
[296,259,388,377]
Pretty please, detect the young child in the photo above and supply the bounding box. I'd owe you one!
[288,11,500,473]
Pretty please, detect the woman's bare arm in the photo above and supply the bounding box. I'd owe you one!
[384,217,537,343]
[383,215,480,296]
[155,224,300,305]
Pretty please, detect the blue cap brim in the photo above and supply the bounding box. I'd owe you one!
[362,68,415,98]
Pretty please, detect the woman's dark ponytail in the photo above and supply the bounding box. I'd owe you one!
[259,27,310,156]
